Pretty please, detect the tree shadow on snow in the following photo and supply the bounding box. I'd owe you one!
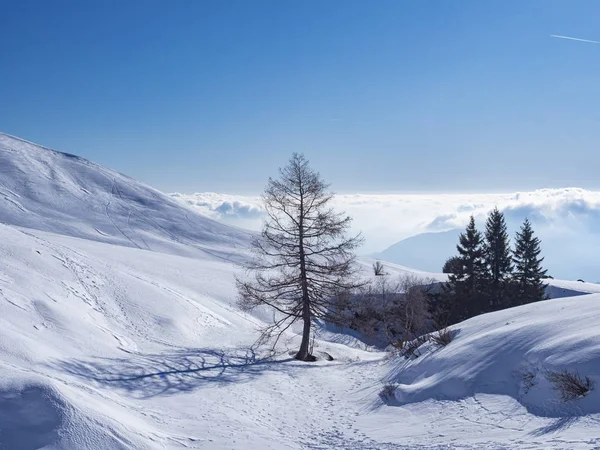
[529,416,580,437]
[56,348,300,398]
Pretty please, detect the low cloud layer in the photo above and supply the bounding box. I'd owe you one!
[170,192,264,229]
[171,188,600,280]
[421,188,600,233]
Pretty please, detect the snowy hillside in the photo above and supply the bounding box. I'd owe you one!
[0,133,251,261]
[387,295,600,415]
[360,256,600,300]
[374,295,600,448]
[1,134,600,449]
[0,224,261,449]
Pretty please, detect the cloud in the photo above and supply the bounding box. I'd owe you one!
[424,214,460,231]
[169,192,264,227]
[421,188,600,231]
[214,201,263,218]
[500,205,550,225]
[412,189,600,280]
[170,189,600,271]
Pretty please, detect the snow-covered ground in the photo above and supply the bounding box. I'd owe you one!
[0,133,251,262]
[1,133,599,449]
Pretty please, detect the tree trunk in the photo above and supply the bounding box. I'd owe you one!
[295,189,315,361]
[295,305,312,361]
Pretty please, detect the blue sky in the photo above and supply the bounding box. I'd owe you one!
[1,0,599,193]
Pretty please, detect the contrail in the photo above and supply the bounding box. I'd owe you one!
[551,34,600,45]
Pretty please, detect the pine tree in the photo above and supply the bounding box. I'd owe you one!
[512,218,547,305]
[442,216,486,323]
[442,256,463,274]
[483,208,512,310]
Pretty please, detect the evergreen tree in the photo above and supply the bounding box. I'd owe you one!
[483,208,512,309]
[442,256,463,274]
[442,216,486,323]
[512,218,547,305]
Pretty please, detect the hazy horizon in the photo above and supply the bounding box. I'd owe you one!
[170,188,600,280]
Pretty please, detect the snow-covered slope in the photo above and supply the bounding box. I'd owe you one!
[3,223,600,449]
[0,224,258,449]
[1,134,600,449]
[0,224,391,449]
[388,295,600,413]
[0,133,251,261]
[360,256,600,300]
[368,295,600,448]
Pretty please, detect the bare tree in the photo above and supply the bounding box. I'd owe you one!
[383,275,432,351]
[373,261,386,276]
[396,275,432,342]
[236,153,363,361]
[342,273,434,353]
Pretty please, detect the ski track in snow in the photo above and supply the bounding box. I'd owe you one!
[106,177,144,250]
[17,229,143,352]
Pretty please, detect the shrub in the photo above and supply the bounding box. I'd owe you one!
[516,368,537,394]
[431,328,454,347]
[337,274,436,349]
[546,369,593,401]
[373,261,386,276]
[390,334,429,359]
[380,383,398,402]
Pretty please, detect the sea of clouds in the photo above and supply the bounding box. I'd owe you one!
[170,188,600,280]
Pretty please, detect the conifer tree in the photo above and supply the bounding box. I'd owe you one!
[512,218,547,305]
[442,256,463,274]
[442,216,486,323]
[483,208,512,309]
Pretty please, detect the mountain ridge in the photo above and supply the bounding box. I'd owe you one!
[0,132,251,261]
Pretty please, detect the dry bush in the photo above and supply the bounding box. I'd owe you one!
[397,275,432,338]
[373,261,386,276]
[515,365,539,394]
[546,369,593,401]
[338,275,399,341]
[334,274,436,351]
[430,327,454,347]
[383,275,435,349]
[379,383,398,402]
[390,334,429,359]
[518,369,537,394]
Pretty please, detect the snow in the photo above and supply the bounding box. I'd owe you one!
[371,294,600,449]
[387,296,600,414]
[360,256,600,299]
[1,133,600,449]
[0,132,252,262]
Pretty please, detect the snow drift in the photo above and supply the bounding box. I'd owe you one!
[387,294,600,417]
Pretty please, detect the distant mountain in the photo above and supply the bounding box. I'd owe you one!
[0,133,251,260]
[372,226,600,282]
[371,229,461,273]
